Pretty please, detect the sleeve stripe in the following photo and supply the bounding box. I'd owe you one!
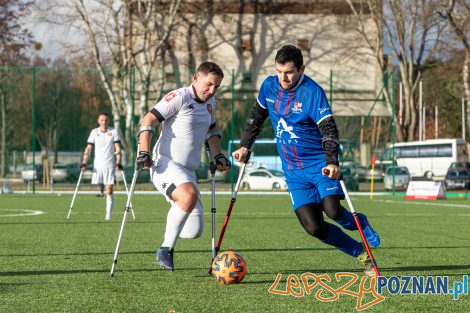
[317,114,332,125]
[114,140,121,144]
[150,108,165,122]
[209,123,216,130]
[257,98,267,109]
[87,142,95,146]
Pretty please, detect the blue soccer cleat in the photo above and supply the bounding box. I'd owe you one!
[156,247,174,271]
[357,213,380,247]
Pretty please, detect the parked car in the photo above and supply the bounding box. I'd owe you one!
[365,165,384,182]
[341,161,367,182]
[52,164,81,183]
[445,168,470,190]
[341,166,359,191]
[384,166,410,191]
[449,161,470,172]
[241,169,287,191]
[20,165,43,182]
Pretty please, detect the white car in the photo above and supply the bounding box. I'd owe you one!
[384,166,410,190]
[241,169,287,191]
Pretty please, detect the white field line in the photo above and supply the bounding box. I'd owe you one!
[0,209,44,217]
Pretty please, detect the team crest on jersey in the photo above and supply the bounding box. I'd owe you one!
[291,101,303,113]
[276,117,299,143]
[207,104,212,113]
[107,132,112,136]
[164,92,177,103]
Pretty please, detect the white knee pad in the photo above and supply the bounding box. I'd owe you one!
[179,198,204,239]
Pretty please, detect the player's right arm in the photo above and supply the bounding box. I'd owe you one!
[136,112,158,170]
[233,101,269,163]
[81,144,93,171]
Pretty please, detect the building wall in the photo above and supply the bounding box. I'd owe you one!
[139,0,389,116]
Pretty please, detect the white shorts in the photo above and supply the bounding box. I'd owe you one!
[150,156,199,201]
[151,156,204,238]
[92,167,115,185]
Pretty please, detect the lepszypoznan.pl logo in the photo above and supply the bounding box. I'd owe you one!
[268,273,468,311]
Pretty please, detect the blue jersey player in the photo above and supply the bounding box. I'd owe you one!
[233,45,380,277]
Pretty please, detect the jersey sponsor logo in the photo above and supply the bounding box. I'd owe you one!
[291,101,303,113]
[266,98,275,103]
[162,182,167,189]
[207,104,212,113]
[276,117,299,142]
[319,107,329,114]
[164,92,177,102]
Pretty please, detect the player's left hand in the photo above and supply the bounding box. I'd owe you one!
[323,164,341,180]
[214,154,231,172]
[116,163,123,171]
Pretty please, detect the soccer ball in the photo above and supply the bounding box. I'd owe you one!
[211,250,247,284]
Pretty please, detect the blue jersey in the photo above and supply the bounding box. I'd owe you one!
[257,74,333,170]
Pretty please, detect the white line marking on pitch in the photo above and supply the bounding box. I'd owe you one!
[363,199,470,209]
[0,209,44,217]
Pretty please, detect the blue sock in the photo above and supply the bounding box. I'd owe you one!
[321,223,363,257]
[335,207,357,231]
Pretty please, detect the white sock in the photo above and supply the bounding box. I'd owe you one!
[106,195,114,219]
[179,198,204,239]
[162,204,191,249]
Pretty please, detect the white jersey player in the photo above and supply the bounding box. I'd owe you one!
[81,113,122,220]
[137,62,231,271]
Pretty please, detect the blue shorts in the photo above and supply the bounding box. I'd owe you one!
[285,163,344,210]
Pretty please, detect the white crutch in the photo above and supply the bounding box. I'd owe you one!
[66,170,84,220]
[205,143,217,260]
[120,170,136,221]
[110,166,139,277]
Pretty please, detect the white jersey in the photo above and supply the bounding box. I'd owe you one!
[151,85,216,171]
[87,127,121,168]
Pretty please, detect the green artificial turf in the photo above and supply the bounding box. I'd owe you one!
[0,193,469,312]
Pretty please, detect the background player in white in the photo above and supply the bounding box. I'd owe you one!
[81,112,122,221]
[136,62,231,271]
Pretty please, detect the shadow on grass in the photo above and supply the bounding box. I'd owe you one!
[1,245,469,257]
[250,264,470,276]
[0,269,109,277]
[0,221,161,225]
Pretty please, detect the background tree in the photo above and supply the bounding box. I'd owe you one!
[0,0,33,177]
[443,0,470,137]
[347,0,446,142]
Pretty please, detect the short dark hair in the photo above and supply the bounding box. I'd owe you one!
[275,45,303,70]
[98,112,109,118]
[196,62,224,79]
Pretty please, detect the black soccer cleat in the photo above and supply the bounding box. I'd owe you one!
[156,247,174,272]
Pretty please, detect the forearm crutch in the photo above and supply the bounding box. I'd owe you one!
[208,161,247,274]
[66,170,84,220]
[339,179,381,277]
[204,144,217,261]
[325,168,381,277]
[120,170,136,221]
[110,166,139,277]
